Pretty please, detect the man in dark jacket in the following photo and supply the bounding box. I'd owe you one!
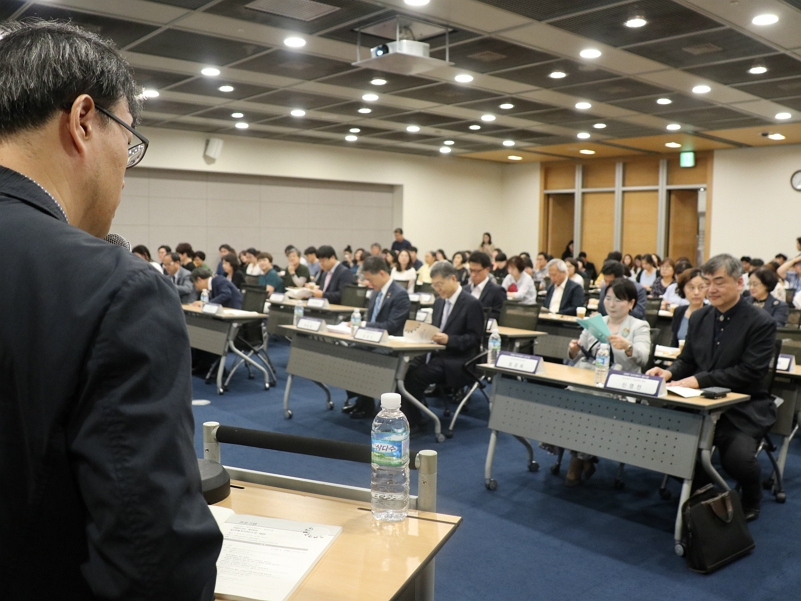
[0,21,221,600]
[312,244,355,304]
[465,251,506,320]
[191,267,244,309]
[543,258,585,315]
[648,254,777,521]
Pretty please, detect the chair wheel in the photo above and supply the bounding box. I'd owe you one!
[265,383,270,390]
[284,410,293,419]
[674,542,686,557]
[528,461,539,472]
[550,464,560,476]
[217,387,224,395]
[486,479,497,491]
[659,488,672,500]
[327,401,334,410]
[613,479,625,490]
[443,429,454,439]
[777,491,787,503]
[436,433,446,443]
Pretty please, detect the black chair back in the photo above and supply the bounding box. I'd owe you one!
[765,339,784,395]
[241,285,268,312]
[498,301,541,331]
[244,275,260,286]
[786,288,796,306]
[645,327,661,371]
[408,300,421,320]
[778,327,801,343]
[786,308,801,329]
[340,284,368,308]
[780,339,801,363]
[644,298,661,327]
[583,275,591,292]
[542,276,552,290]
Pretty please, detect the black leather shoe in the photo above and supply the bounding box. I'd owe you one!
[744,507,760,522]
[342,402,356,413]
[349,408,375,419]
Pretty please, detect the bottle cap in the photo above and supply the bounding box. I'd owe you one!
[380,392,401,410]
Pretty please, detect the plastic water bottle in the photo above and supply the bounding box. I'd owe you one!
[200,288,209,306]
[371,393,409,522]
[293,303,304,326]
[487,324,502,364]
[594,343,611,387]
[351,308,362,335]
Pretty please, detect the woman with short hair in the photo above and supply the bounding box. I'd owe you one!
[501,255,537,305]
[746,267,789,327]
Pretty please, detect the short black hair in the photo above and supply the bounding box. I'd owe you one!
[304,246,317,256]
[750,258,765,269]
[394,227,403,234]
[285,246,299,257]
[740,256,752,263]
[641,254,656,267]
[131,245,151,261]
[409,246,418,253]
[245,247,259,256]
[195,250,206,261]
[495,252,507,262]
[607,278,638,307]
[606,251,623,262]
[362,256,389,274]
[190,267,213,282]
[158,245,171,253]
[750,267,778,292]
[776,253,788,261]
[601,260,625,279]
[317,245,336,259]
[507,255,526,272]
[221,253,239,269]
[468,251,492,269]
[175,242,193,255]
[219,244,234,253]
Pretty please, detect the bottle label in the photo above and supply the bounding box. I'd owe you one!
[371,433,409,467]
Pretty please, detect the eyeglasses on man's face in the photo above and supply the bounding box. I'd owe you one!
[96,106,149,169]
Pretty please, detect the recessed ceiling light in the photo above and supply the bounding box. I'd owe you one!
[776,112,791,120]
[692,85,711,94]
[142,89,159,98]
[345,135,358,142]
[665,142,682,148]
[444,140,455,145]
[577,132,590,139]
[469,124,481,130]
[218,85,234,92]
[370,78,387,86]
[499,103,514,109]
[362,93,379,101]
[575,102,592,110]
[406,125,420,132]
[201,67,220,76]
[455,74,474,83]
[579,149,596,155]
[235,122,249,129]
[439,146,452,154]
[580,49,602,59]
[666,123,681,131]
[752,14,779,26]
[656,97,672,105]
[624,16,647,28]
[231,112,244,118]
[284,37,306,48]
[549,70,567,79]
[349,128,361,133]
[358,108,372,114]
[749,65,768,75]
[768,133,786,140]
[508,155,523,161]
[405,0,430,5]
[593,123,606,129]
[481,114,496,122]
[503,140,515,147]
[290,109,306,117]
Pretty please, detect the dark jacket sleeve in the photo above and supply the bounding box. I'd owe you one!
[323,266,355,304]
[560,281,584,315]
[69,269,221,600]
[446,297,484,353]
[670,305,688,347]
[490,284,505,320]
[770,296,789,327]
[631,284,648,319]
[210,276,233,306]
[368,289,410,336]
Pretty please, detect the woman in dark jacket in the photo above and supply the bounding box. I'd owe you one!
[745,267,789,327]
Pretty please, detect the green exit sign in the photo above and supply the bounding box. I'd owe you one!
[679,151,696,168]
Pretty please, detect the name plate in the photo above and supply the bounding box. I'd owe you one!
[486,318,497,332]
[354,326,388,343]
[306,298,329,309]
[776,354,796,372]
[408,293,420,302]
[201,303,222,315]
[419,293,434,304]
[495,351,544,374]
[604,370,667,397]
[297,317,326,332]
[269,293,285,302]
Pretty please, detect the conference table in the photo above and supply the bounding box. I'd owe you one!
[215,479,461,601]
[266,297,365,335]
[182,305,273,395]
[479,361,750,555]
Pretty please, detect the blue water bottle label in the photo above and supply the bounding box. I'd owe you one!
[371,433,408,467]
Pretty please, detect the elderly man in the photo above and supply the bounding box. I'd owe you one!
[542,258,585,315]
[465,251,506,320]
[163,251,196,303]
[648,254,776,521]
[0,21,220,599]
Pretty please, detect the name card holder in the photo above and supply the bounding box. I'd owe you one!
[269,293,285,302]
[201,303,223,316]
[486,318,497,332]
[604,370,667,397]
[306,298,330,309]
[408,293,420,302]
[419,293,434,305]
[776,354,796,372]
[297,317,326,333]
[354,326,388,344]
[495,351,544,375]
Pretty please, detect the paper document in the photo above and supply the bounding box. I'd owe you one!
[576,314,611,344]
[667,386,703,398]
[212,508,342,601]
[656,345,681,356]
[402,320,441,343]
[326,322,352,335]
[285,288,312,300]
[224,309,261,317]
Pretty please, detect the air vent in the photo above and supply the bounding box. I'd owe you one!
[681,43,723,56]
[245,0,339,21]
[778,81,801,91]
[276,60,316,71]
[600,86,630,95]
[467,50,507,62]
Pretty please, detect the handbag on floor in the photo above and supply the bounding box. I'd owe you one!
[682,484,754,574]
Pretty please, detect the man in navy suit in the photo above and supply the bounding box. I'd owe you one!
[465,251,506,319]
[542,258,585,315]
[311,245,354,305]
[346,256,411,418]
[597,260,648,320]
[402,261,485,434]
[190,268,243,309]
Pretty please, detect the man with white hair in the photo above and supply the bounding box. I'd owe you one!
[543,258,585,315]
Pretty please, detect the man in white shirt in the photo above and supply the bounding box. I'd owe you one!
[543,258,585,315]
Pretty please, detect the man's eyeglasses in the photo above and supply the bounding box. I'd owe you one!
[96,106,149,168]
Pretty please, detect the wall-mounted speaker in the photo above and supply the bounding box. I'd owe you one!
[204,137,223,161]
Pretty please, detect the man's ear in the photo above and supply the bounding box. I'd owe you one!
[66,95,97,159]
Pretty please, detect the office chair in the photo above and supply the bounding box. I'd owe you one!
[498,301,541,354]
[786,308,801,329]
[408,299,421,320]
[221,285,277,389]
[786,288,796,306]
[340,284,368,308]
[777,327,801,342]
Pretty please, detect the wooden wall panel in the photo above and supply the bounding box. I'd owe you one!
[547,194,575,258]
[668,190,699,262]
[581,192,615,267]
[623,159,659,187]
[622,191,658,256]
[544,163,576,190]
[582,162,615,189]
[667,154,708,185]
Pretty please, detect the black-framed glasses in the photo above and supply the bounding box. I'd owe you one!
[96,106,149,168]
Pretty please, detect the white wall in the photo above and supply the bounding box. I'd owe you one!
[711,143,801,260]
[117,127,540,256]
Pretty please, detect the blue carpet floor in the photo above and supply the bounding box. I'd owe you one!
[192,338,801,601]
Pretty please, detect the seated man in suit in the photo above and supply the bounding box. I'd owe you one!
[402,261,484,435]
[465,251,506,320]
[190,267,243,309]
[542,259,585,315]
[311,245,354,305]
[648,254,777,521]
[162,252,195,304]
[346,256,412,419]
[597,260,648,319]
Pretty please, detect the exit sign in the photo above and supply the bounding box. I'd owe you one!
[679,151,695,168]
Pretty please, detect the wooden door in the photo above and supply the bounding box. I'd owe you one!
[546,194,574,257]
[581,192,614,267]
[622,190,658,257]
[668,190,699,261]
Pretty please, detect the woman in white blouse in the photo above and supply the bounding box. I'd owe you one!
[565,257,585,287]
[501,255,537,305]
[391,249,417,292]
